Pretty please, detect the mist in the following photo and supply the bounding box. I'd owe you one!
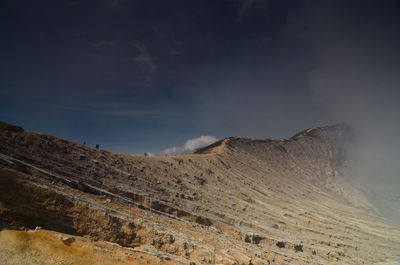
[1,0,399,197]
[286,1,400,219]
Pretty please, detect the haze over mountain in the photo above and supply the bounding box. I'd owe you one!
[1,1,400,264]
[1,0,399,200]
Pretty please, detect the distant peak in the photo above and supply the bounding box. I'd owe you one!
[194,138,228,154]
[195,124,349,155]
[289,124,350,140]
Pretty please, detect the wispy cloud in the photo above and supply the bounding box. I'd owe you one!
[234,0,270,22]
[105,0,123,8]
[132,43,158,73]
[151,27,184,57]
[58,105,177,119]
[97,109,167,118]
[92,40,116,51]
[162,136,218,156]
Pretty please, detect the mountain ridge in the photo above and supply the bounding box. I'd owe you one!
[0,121,399,265]
[196,124,349,155]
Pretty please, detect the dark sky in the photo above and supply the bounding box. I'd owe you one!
[1,0,400,155]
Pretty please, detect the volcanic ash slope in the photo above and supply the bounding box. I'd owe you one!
[0,121,399,265]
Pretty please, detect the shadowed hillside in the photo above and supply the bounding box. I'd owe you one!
[0,121,399,265]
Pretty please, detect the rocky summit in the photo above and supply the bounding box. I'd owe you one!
[0,121,399,265]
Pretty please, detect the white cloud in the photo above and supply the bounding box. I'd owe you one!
[162,136,218,156]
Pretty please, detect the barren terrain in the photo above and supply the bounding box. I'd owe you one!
[0,121,399,264]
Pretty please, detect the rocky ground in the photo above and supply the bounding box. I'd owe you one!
[0,121,399,265]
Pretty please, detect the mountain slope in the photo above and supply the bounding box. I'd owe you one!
[0,121,399,265]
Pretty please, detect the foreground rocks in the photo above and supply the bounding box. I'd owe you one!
[0,121,399,264]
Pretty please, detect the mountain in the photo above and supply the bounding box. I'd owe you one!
[0,121,399,265]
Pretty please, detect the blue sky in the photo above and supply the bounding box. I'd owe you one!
[1,0,400,155]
